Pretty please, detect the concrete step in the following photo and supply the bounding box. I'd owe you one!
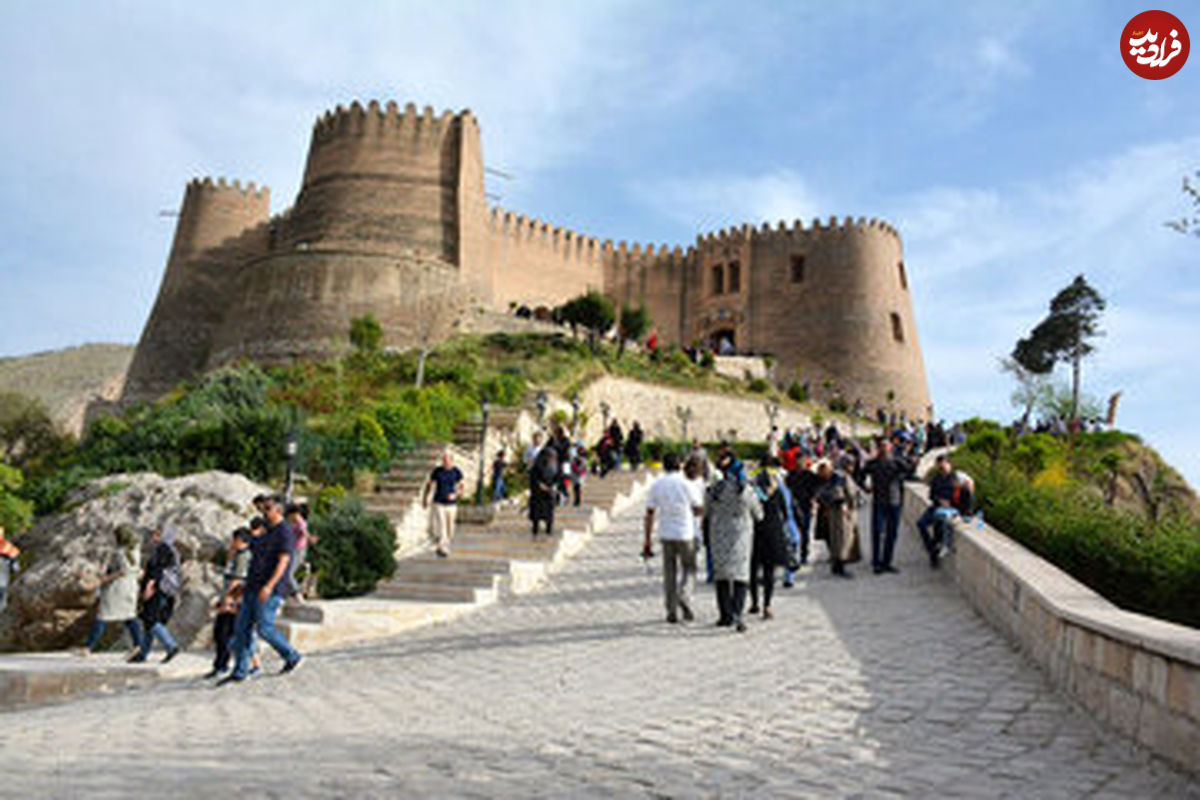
[393,556,511,579]
[374,581,495,604]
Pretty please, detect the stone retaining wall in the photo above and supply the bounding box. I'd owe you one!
[902,483,1200,774]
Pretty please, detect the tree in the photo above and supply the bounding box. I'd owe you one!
[616,304,650,358]
[1166,170,1200,237]
[349,313,383,355]
[395,254,463,389]
[559,291,615,354]
[0,463,34,534]
[1012,275,1105,423]
[0,392,67,471]
[998,357,1048,428]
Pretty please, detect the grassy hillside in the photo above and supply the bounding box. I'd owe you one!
[0,343,133,433]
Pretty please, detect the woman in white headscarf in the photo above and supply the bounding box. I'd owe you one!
[80,525,145,655]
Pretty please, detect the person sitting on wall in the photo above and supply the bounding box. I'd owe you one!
[917,455,960,569]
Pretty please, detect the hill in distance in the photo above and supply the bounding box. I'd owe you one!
[0,343,133,435]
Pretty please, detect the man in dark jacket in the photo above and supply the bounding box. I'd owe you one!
[859,438,912,574]
[917,455,959,568]
[221,497,302,683]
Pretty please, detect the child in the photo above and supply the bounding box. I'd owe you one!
[206,527,253,679]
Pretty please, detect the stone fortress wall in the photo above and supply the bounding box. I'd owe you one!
[124,100,932,419]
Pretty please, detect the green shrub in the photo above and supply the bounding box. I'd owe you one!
[787,381,808,403]
[747,377,771,394]
[953,430,1200,629]
[0,464,33,533]
[308,497,396,598]
[477,372,526,406]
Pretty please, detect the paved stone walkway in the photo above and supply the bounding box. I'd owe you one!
[1,502,1197,798]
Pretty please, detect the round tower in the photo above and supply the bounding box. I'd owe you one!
[121,178,269,403]
[746,217,932,421]
[285,100,469,262]
[203,101,484,369]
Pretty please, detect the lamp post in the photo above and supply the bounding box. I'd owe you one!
[675,405,693,444]
[475,399,490,505]
[284,431,298,503]
[600,401,611,432]
[535,390,548,425]
[571,393,580,436]
[764,400,780,430]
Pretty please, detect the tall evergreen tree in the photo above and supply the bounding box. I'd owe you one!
[1012,274,1105,422]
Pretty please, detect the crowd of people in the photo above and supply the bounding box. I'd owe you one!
[643,420,977,631]
[72,493,310,685]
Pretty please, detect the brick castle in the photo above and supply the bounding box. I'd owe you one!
[123,101,932,419]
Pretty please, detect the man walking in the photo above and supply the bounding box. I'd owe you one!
[220,497,302,683]
[860,438,911,574]
[643,452,704,624]
[424,451,463,558]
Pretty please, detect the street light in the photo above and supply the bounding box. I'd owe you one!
[284,431,299,503]
[536,390,548,424]
[571,393,580,436]
[600,401,611,432]
[675,405,693,444]
[475,399,491,505]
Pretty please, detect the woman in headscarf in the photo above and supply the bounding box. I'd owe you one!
[130,525,181,663]
[748,464,794,619]
[706,450,763,632]
[529,446,559,538]
[813,459,859,578]
[80,525,145,655]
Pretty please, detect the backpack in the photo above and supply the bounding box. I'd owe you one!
[157,545,183,597]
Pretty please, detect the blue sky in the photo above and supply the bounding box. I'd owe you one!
[1,1,1198,484]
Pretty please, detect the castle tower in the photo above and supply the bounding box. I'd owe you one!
[121,178,269,403]
[746,218,932,420]
[203,102,486,369]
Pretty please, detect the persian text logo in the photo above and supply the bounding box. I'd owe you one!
[1122,10,1189,79]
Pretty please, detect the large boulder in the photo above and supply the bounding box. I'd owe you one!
[0,471,271,652]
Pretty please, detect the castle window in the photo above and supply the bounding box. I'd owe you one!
[890,312,905,344]
[727,261,741,293]
[711,264,724,296]
[790,255,806,283]
[898,260,908,290]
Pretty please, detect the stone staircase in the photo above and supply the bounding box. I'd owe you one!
[373,473,638,604]
[281,468,652,651]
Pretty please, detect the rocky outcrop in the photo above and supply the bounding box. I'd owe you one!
[0,471,270,653]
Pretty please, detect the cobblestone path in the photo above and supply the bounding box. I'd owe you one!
[1,503,1197,798]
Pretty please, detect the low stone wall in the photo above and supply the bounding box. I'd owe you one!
[902,483,1200,774]
[548,375,874,445]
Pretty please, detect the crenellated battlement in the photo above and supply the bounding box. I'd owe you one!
[310,99,464,144]
[688,215,901,249]
[185,176,269,201]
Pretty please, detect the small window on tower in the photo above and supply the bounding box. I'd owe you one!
[898,260,908,290]
[727,261,741,293]
[790,255,806,283]
[890,312,905,343]
[711,264,724,296]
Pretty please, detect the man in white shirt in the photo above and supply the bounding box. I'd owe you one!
[643,451,704,623]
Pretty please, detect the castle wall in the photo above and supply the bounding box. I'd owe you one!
[122,179,269,403]
[604,244,690,345]
[205,250,457,367]
[482,210,605,310]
